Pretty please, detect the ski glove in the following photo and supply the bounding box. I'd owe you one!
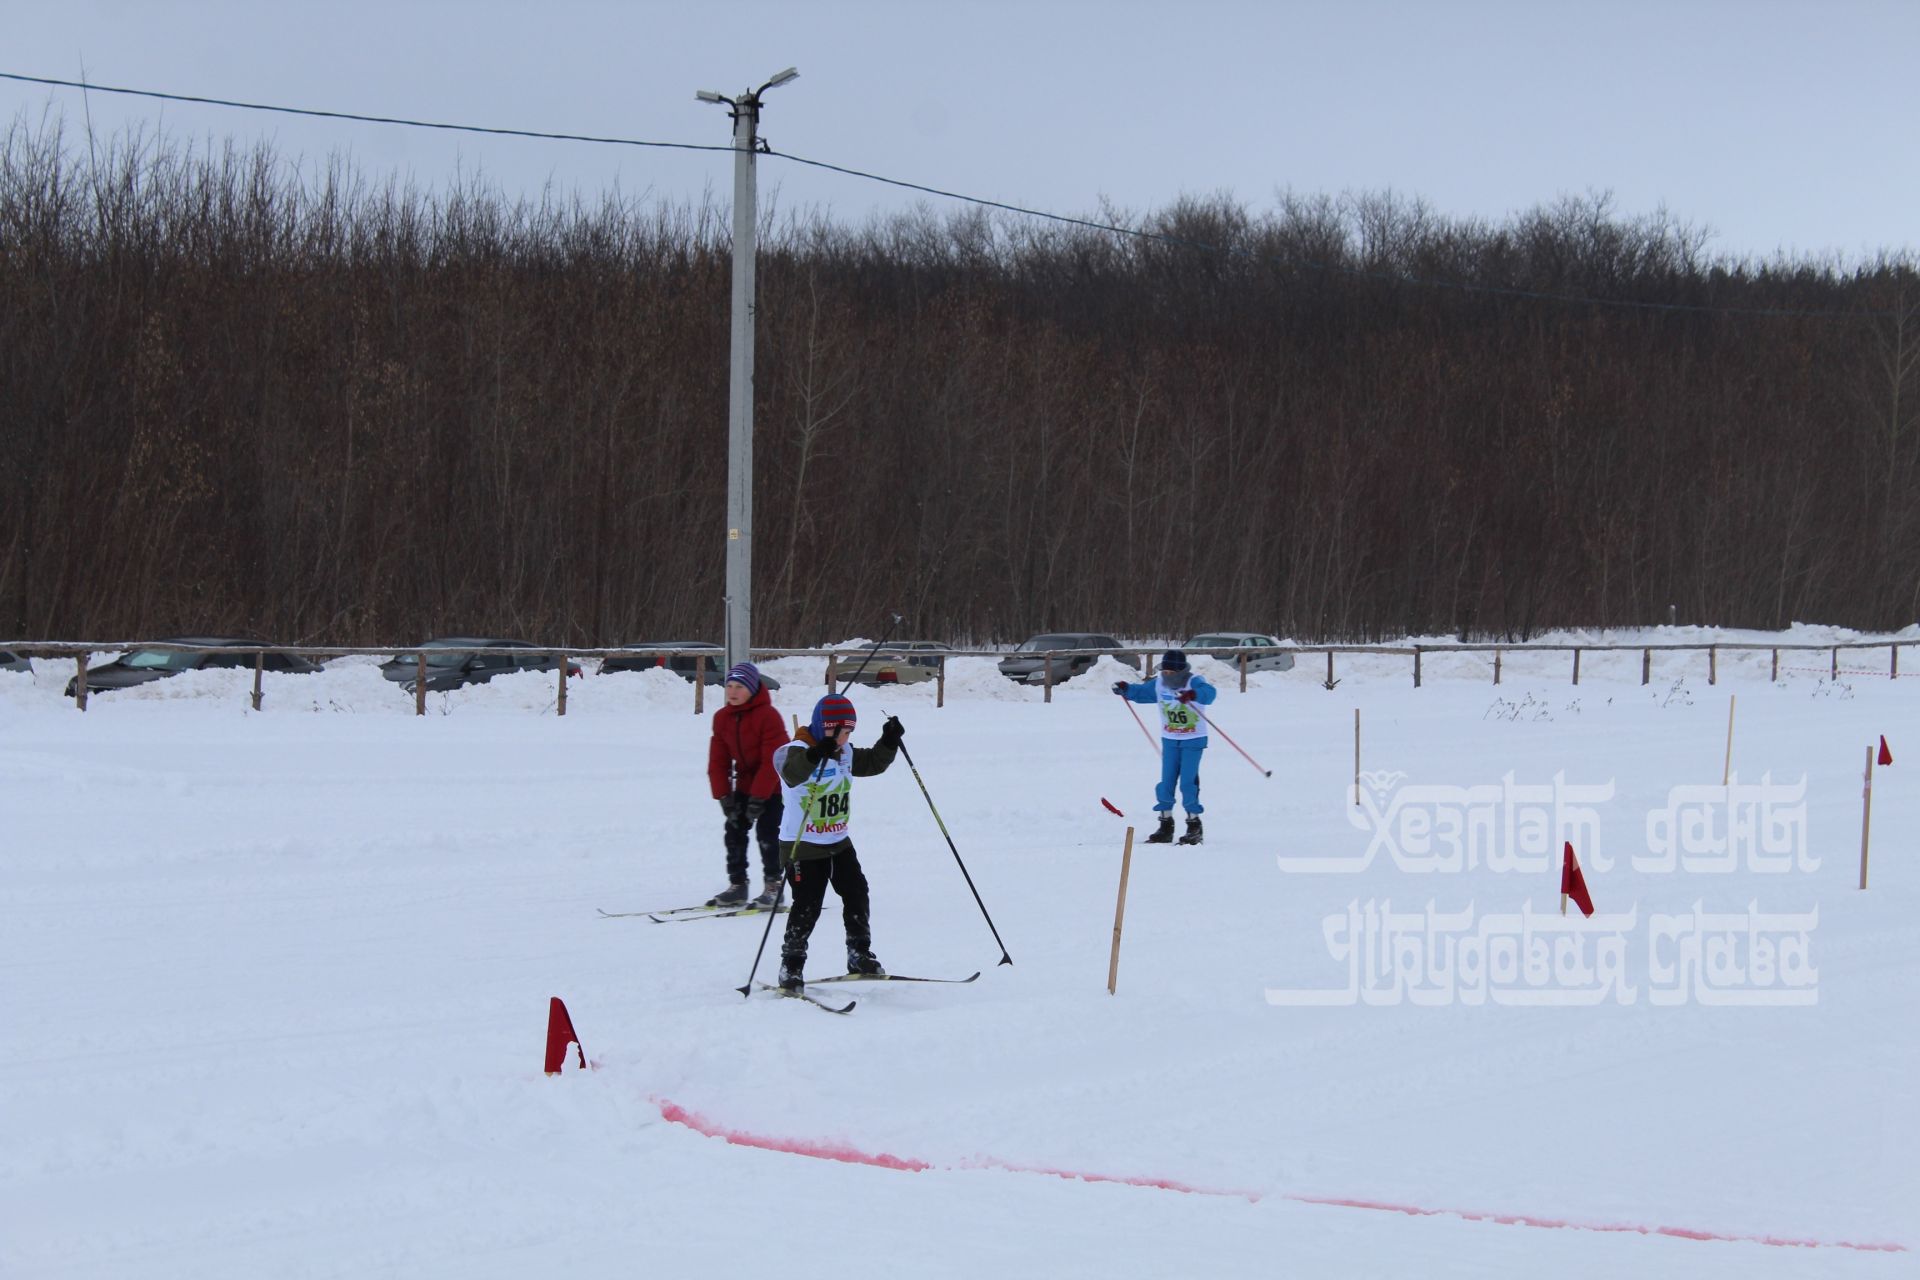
[805,734,837,764]
[879,715,905,746]
[1111,681,1131,696]
[719,793,747,821]
[745,796,767,822]
[1177,689,1197,703]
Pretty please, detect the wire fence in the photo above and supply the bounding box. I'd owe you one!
[4,639,1912,715]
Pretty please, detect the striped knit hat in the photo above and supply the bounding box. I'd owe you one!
[724,662,762,696]
[809,693,857,741]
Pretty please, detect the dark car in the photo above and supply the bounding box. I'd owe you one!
[838,641,951,687]
[379,638,580,694]
[64,637,323,697]
[599,641,780,689]
[1,650,31,674]
[997,633,1129,685]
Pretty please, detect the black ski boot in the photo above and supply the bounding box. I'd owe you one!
[1145,814,1176,844]
[847,947,886,977]
[1177,815,1204,846]
[708,881,749,907]
[778,957,806,993]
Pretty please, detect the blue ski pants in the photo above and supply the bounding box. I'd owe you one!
[1155,737,1207,814]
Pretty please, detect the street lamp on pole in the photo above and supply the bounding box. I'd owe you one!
[697,67,799,675]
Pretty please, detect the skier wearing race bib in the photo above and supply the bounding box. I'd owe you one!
[1112,649,1215,845]
[771,692,905,992]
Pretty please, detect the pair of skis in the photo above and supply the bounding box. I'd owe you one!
[754,970,983,1015]
[597,903,785,924]
[598,904,979,1013]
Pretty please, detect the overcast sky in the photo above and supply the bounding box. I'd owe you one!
[4,0,1915,263]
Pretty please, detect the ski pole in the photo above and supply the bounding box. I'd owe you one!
[1194,706,1273,778]
[834,612,903,696]
[1120,695,1159,754]
[737,790,817,997]
[887,721,1013,966]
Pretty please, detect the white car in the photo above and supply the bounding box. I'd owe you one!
[1184,632,1296,673]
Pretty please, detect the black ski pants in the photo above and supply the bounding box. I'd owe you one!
[780,840,871,967]
[722,793,784,884]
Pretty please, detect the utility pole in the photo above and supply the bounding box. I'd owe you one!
[697,67,798,673]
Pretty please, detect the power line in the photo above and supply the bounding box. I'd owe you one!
[0,70,734,155]
[0,69,1901,321]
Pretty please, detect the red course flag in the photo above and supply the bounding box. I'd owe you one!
[1879,736,1893,767]
[545,997,586,1076]
[1561,842,1595,918]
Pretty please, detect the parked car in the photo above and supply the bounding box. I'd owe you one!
[838,641,952,687]
[379,638,580,694]
[1,650,31,674]
[598,641,780,689]
[64,637,323,697]
[997,633,1128,685]
[1185,632,1297,673]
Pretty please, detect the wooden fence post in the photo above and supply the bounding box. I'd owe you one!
[252,651,265,711]
[1771,648,1779,682]
[825,652,837,689]
[1326,651,1335,688]
[1238,651,1248,692]
[557,653,568,716]
[1044,652,1055,703]
[694,653,705,714]
[73,653,89,711]
[937,655,946,708]
[1493,648,1502,684]
[1572,648,1582,686]
[1413,648,1422,688]
[415,652,427,716]
[1642,648,1651,685]
[1709,646,1717,685]
[1831,647,1839,680]
[1893,645,1900,680]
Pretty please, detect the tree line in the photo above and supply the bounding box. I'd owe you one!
[2,116,1915,647]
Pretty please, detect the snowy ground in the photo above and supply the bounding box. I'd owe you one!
[2,630,1915,1277]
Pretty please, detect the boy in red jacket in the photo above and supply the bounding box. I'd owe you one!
[706,662,790,907]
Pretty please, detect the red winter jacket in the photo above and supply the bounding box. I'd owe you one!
[707,685,790,799]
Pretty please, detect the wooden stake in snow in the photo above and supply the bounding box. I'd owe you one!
[1860,744,1875,890]
[1107,826,1135,995]
[1722,695,1736,787]
[1353,707,1361,807]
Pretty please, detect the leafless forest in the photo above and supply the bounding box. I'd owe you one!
[2,119,1916,647]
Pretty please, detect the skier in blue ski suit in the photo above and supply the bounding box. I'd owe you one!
[1113,649,1215,845]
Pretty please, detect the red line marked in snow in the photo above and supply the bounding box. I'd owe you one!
[653,1098,1907,1254]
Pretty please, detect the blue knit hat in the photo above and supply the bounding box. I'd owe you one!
[724,662,762,696]
[1159,649,1190,671]
[809,693,857,740]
